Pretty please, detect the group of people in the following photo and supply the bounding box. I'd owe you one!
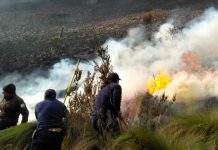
[0,72,122,150]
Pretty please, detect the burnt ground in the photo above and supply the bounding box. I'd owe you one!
[0,0,217,72]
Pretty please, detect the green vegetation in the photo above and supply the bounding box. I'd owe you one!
[164,109,218,150]
[0,122,36,150]
[1,109,217,150]
[0,47,217,150]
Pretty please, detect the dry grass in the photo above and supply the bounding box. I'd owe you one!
[0,44,217,150]
[62,45,114,150]
[143,9,169,24]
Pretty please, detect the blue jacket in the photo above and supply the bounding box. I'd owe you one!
[35,99,67,130]
[94,83,122,116]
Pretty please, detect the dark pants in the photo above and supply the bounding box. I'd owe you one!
[31,129,64,150]
[92,114,104,135]
[92,111,120,136]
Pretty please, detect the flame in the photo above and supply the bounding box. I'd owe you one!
[147,70,172,94]
[181,52,203,73]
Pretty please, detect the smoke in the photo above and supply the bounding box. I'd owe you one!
[1,7,218,123]
[104,8,218,102]
[0,59,90,121]
[163,72,218,103]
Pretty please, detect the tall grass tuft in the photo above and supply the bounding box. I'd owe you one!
[0,122,36,150]
[164,109,218,150]
[111,126,182,150]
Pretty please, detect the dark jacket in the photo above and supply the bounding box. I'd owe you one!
[35,99,67,130]
[0,95,29,125]
[94,83,122,117]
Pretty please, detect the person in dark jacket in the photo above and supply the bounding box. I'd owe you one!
[31,89,67,150]
[0,83,29,130]
[92,72,122,136]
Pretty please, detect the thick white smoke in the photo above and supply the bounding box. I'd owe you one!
[104,8,218,102]
[163,72,218,103]
[1,8,218,123]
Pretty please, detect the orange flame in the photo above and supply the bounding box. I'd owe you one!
[181,52,202,73]
[147,70,172,94]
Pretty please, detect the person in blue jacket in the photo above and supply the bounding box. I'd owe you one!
[92,72,122,136]
[31,89,67,150]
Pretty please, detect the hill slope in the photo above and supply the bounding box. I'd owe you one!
[0,0,217,72]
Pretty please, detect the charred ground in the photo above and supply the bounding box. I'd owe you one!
[0,0,217,72]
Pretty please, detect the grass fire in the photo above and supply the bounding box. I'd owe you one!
[0,0,218,150]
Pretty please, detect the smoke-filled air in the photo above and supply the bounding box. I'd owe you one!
[0,8,216,120]
[0,60,91,121]
[106,8,218,103]
[1,1,218,150]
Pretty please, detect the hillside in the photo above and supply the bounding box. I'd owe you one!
[0,0,217,72]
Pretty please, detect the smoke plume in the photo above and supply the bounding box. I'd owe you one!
[1,8,218,122]
[0,59,90,121]
[104,8,218,102]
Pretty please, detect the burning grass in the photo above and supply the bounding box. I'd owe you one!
[147,70,172,94]
[61,44,218,150]
[0,46,217,150]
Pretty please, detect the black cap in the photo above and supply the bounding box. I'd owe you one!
[3,83,16,95]
[108,72,121,81]
[44,89,56,100]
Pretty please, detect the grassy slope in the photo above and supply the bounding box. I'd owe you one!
[0,122,36,150]
[0,109,218,150]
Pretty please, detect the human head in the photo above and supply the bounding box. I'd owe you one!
[44,89,56,100]
[3,83,16,100]
[107,72,121,83]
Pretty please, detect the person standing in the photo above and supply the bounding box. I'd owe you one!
[31,89,67,150]
[0,83,29,130]
[92,72,122,136]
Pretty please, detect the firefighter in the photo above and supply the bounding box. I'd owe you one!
[0,83,29,130]
[92,72,122,136]
[31,89,67,150]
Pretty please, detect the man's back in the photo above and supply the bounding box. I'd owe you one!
[92,72,122,136]
[31,89,66,150]
[35,99,66,130]
[95,82,122,115]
